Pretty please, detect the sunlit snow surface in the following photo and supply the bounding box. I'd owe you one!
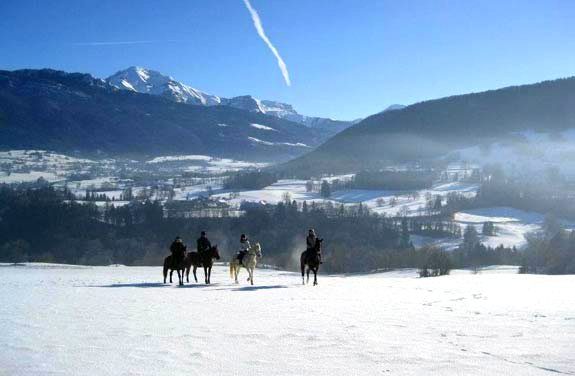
[1,264,574,375]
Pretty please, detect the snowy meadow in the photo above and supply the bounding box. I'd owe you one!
[1,264,574,375]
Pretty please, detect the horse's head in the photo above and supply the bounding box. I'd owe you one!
[211,245,221,260]
[315,238,323,252]
[253,243,263,258]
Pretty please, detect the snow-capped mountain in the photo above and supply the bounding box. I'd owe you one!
[220,95,265,113]
[0,69,325,161]
[107,67,356,135]
[107,67,221,106]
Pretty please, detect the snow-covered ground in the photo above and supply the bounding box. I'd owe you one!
[146,154,270,173]
[454,207,547,249]
[214,180,479,217]
[1,264,573,375]
[414,207,572,250]
[0,170,62,184]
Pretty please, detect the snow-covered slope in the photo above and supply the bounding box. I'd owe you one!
[1,264,573,375]
[108,67,221,106]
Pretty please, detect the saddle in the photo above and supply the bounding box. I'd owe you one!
[171,252,184,268]
[237,250,248,263]
[304,249,321,263]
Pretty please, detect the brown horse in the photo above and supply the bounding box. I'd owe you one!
[163,251,186,286]
[184,245,221,284]
[300,238,322,286]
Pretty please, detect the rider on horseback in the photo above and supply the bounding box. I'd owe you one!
[197,231,211,254]
[306,229,322,264]
[170,236,186,264]
[237,234,251,264]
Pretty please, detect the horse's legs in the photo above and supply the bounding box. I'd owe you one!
[185,266,189,283]
[163,264,168,284]
[177,269,183,286]
[306,269,310,284]
[208,266,212,284]
[234,265,239,284]
[313,268,318,286]
[169,269,173,283]
[250,268,254,285]
[193,266,198,283]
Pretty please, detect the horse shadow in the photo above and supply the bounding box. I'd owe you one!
[236,285,288,292]
[90,283,288,291]
[211,284,289,292]
[95,282,168,288]
[177,283,218,289]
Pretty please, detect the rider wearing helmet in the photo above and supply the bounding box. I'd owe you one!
[306,229,316,252]
[237,234,251,263]
[306,229,322,264]
[197,231,211,254]
[170,236,186,264]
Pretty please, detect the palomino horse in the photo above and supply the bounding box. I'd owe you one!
[163,252,186,286]
[229,243,262,285]
[184,245,221,284]
[301,238,323,286]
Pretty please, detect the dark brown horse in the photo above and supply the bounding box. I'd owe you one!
[184,245,221,284]
[163,251,186,286]
[301,238,322,286]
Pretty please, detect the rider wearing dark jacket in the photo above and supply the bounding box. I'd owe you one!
[170,236,186,263]
[306,229,322,264]
[197,231,211,254]
[306,229,316,251]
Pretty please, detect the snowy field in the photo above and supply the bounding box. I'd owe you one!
[1,264,574,375]
[214,179,478,214]
[454,207,548,249]
[146,154,270,173]
[414,207,556,251]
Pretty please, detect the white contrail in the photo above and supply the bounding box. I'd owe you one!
[242,0,291,86]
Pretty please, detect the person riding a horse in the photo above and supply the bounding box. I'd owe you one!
[197,231,211,254]
[306,229,322,264]
[237,234,251,263]
[170,236,186,265]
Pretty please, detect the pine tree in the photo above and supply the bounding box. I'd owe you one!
[463,225,480,251]
[320,180,331,198]
[399,218,410,249]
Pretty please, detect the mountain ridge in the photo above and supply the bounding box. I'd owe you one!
[0,68,324,161]
[107,66,358,136]
[280,76,575,175]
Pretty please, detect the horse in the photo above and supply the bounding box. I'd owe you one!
[301,238,323,286]
[184,245,221,284]
[163,251,186,286]
[229,243,262,285]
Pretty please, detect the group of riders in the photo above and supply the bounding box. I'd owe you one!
[168,228,322,265]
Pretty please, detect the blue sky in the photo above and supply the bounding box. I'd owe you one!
[1,0,574,120]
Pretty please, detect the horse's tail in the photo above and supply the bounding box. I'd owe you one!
[163,257,169,281]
